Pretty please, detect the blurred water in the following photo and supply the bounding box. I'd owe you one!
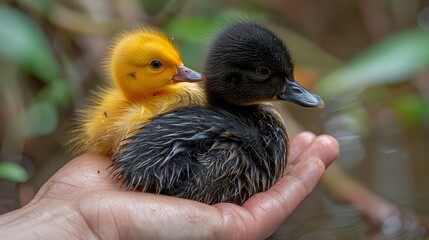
[272,98,429,239]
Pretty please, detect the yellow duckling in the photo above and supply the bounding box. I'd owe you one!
[69,26,205,156]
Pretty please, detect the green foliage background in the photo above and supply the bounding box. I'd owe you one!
[0,0,428,238]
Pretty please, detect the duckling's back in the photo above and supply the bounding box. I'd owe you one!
[111,104,288,205]
[68,82,205,155]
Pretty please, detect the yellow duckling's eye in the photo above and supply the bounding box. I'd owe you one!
[150,59,163,70]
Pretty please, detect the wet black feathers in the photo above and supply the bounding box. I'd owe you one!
[111,105,287,205]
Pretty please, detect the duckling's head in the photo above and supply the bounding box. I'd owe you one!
[106,27,202,99]
[205,22,324,109]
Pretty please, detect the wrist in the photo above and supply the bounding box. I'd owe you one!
[0,197,95,239]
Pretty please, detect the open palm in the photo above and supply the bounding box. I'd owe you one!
[1,132,338,240]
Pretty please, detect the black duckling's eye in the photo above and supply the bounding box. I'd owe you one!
[255,66,271,78]
[150,59,163,70]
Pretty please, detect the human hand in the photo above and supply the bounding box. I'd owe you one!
[0,132,338,240]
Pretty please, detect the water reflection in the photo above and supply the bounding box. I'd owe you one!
[271,185,429,239]
[324,114,366,170]
[273,92,429,239]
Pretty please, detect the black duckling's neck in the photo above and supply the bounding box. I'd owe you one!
[207,94,259,116]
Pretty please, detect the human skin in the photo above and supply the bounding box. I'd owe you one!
[0,132,339,240]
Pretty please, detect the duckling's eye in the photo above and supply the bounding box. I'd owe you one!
[150,59,163,70]
[256,66,271,77]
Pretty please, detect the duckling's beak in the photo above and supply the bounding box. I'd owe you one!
[277,78,325,108]
[172,66,204,83]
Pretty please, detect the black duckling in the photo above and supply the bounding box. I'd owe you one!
[111,22,324,205]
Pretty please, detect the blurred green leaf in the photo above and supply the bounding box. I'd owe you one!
[163,12,341,75]
[316,29,429,98]
[34,80,72,107]
[19,0,53,16]
[163,15,220,69]
[164,16,216,42]
[0,6,60,83]
[0,162,28,182]
[13,101,58,138]
[394,94,429,128]
[164,9,262,43]
[140,0,170,14]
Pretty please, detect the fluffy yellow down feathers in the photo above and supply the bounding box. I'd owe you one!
[69,27,205,155]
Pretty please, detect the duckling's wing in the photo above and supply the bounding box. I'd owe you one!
[110,106,287,204]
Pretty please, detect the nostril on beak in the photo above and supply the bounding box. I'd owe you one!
[292,87,303,93]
